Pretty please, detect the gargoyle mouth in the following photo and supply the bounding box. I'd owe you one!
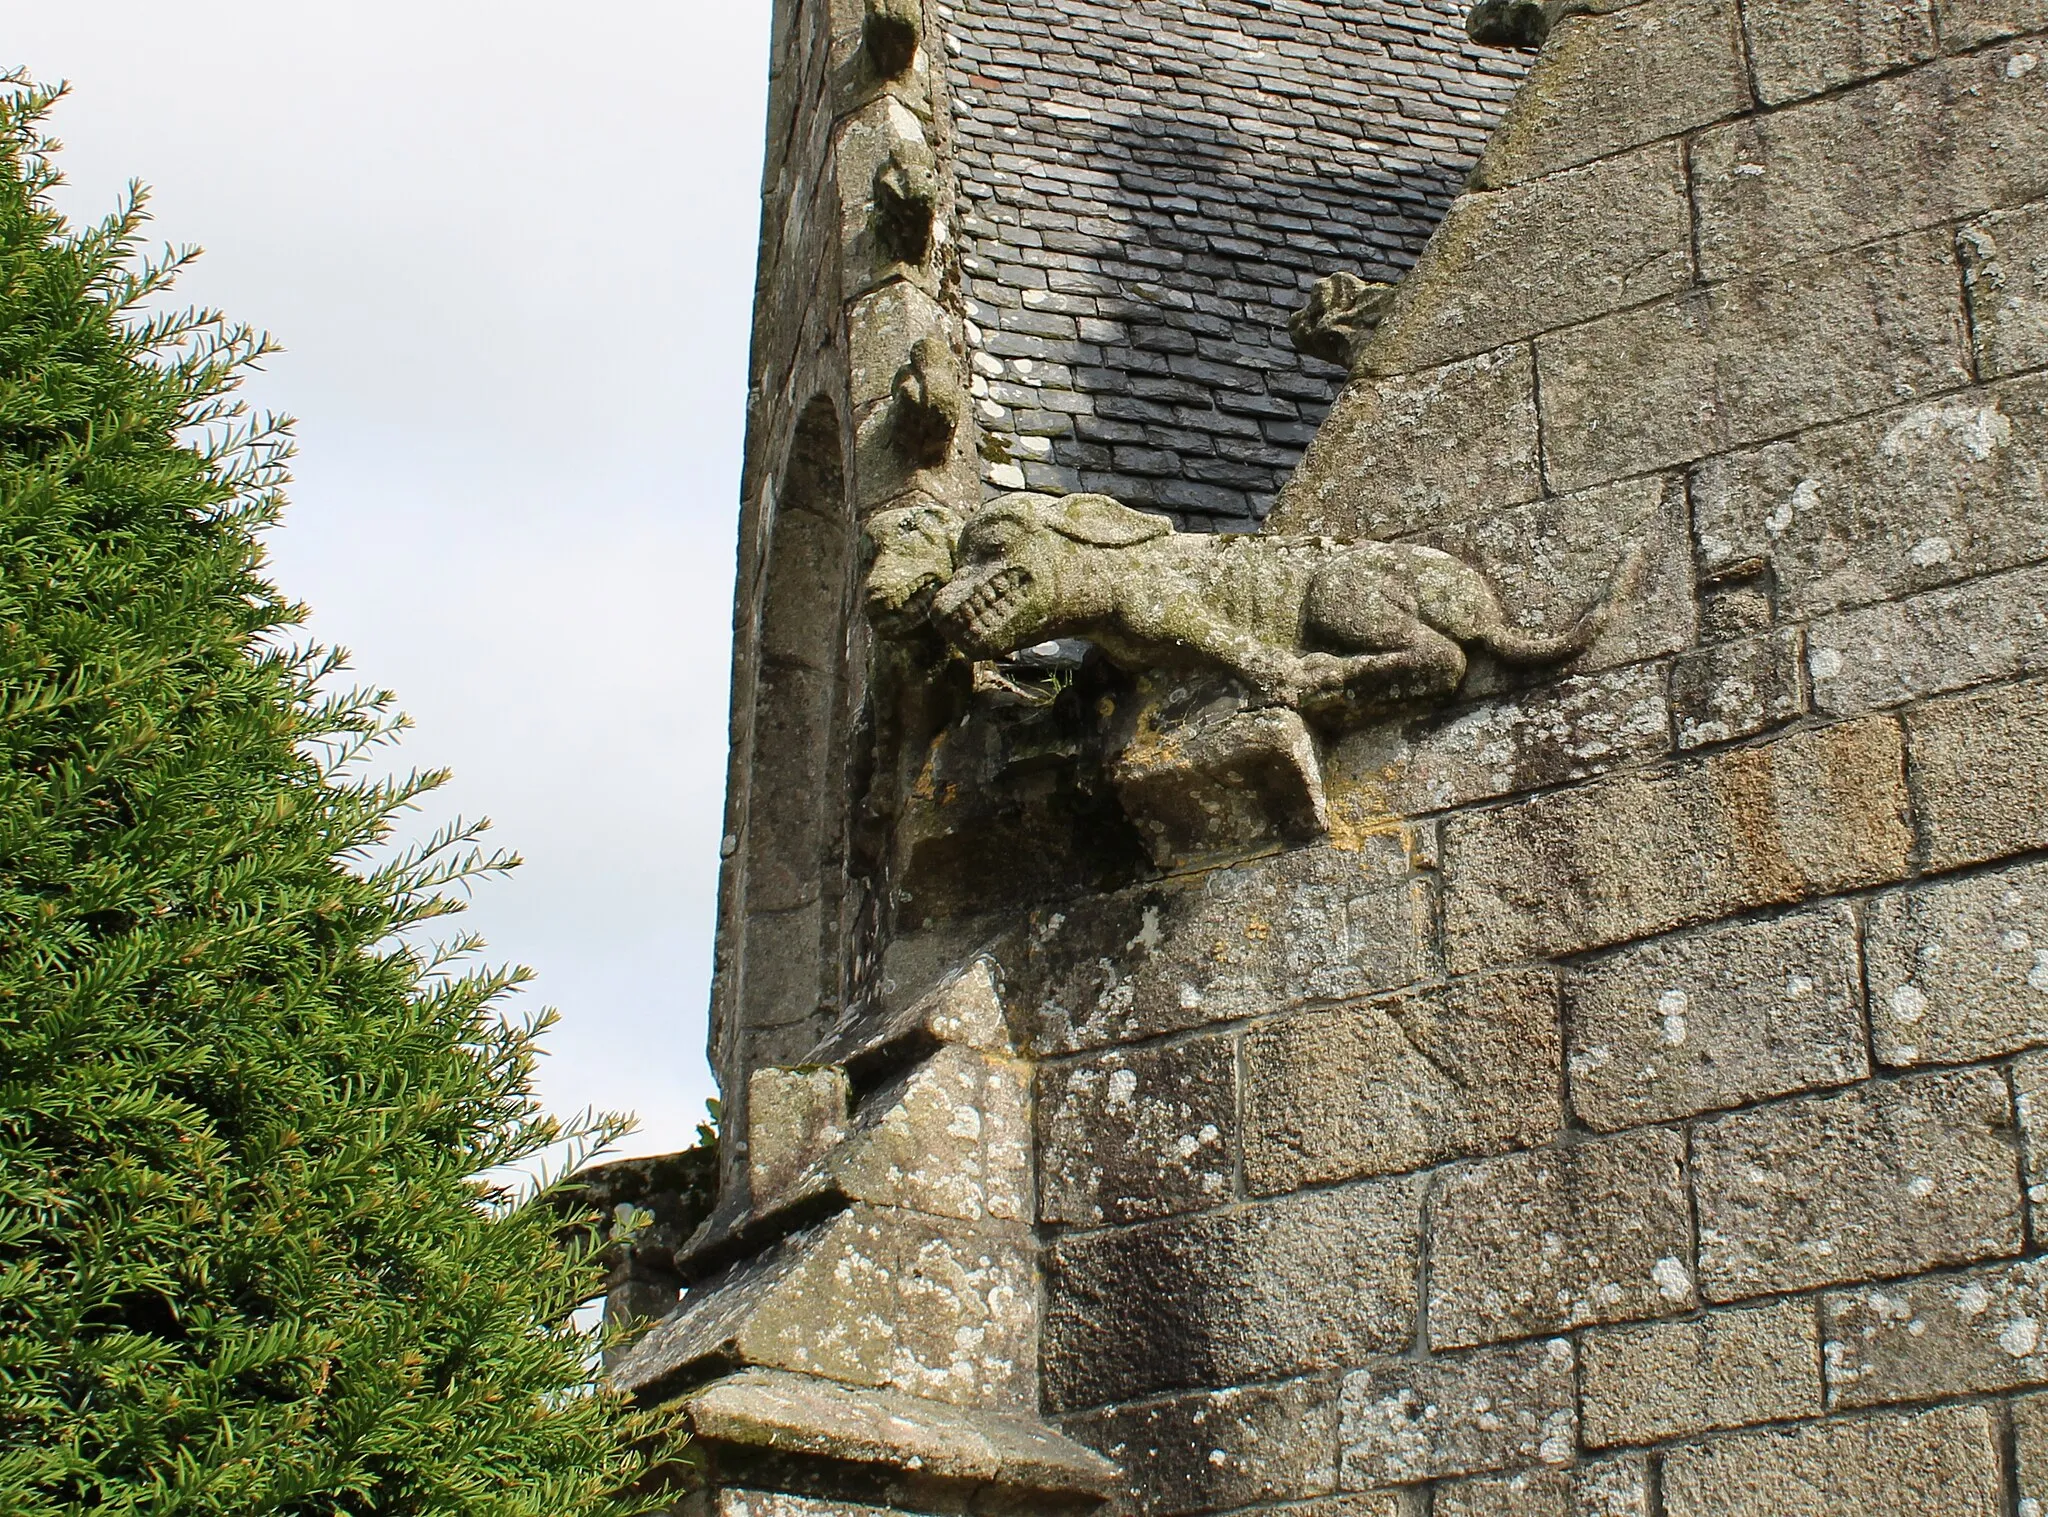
[866,572,942,620]
[937,564,1033,652]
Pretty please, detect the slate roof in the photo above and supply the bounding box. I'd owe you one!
[941,0,1526,526]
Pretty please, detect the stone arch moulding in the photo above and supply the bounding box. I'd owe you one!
[730,394,857,1124]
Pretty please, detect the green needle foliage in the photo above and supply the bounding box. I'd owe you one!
[0,75,675,1514]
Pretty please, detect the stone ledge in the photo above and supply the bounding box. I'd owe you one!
[682,1368,1119,1503]
[613,1204,1037,1411]
[807,959,1013,1079]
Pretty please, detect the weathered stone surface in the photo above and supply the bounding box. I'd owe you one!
[1867,860,2048,1068]
[2020,1054,2048,1221]
[1580,1298,1822,1447]
[1568,1455,1652,1517]
[1434,1470,1572,1517]
[1239,1498,1404,1517]
[1270,344,1541,540]
[1939,0,2048,47]
[1044,1178,1423,1409]
[829,0,934,116]
[1693,378,2048,621]
[1037,1034,1236,1226]
[1962,202,2048,379]
[744,660,839,899]
[1694,44,2048,280]
[1428,1128,1694,1350]
[1825,1256,2048,1409]
[1418,474,1692,682]
[1337,1339,1576,1488]
[1699,580,1774,643]
[750,1065,850,1204]
[852,385,980,513]
[1365,142,1692,375]
[736,1012,838,1093]
[812,957,1013,1069]
[719,1492,902,1517]
[1741,0,1936,104]
[828,1045,1031,1224]
[1539,230,1971,492]
[1243,970,1563,1194]
[1566,905,1868,1130]
[1807,562,2048,715]
[1470,0,1751,191]
[1290,270,1400,370]
[684,1369,1118,1503]
[1670,629,1805,750]
[883,694,1151,930]
[1326,661,1670,824]
[614,1205,1037,1409]
[833,95,940,297]
[1109,695,1328,870]
[1061,1378,1337,1516]
[1433,1457,1651,1517]
[1660,1402,2002,1517]
[2016,1389,2048,1517]
[1443,718,1911,972]
[848,281,950,411]
[891,335,965,468]
[1694,1069,2024,1301]
[1020,837,1435,1056]
[1908,677,2048,869]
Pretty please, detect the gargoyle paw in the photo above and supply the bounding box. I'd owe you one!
[1295,652,1355,694]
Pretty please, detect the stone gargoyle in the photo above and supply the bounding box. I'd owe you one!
[865,491,1643,722]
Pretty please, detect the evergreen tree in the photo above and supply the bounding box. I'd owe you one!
[0,75,672,1514]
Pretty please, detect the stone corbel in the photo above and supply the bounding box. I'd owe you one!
[872,139,939,265]
[1289,270,1400,373]
[862,488,1646,863]
[1464,0,1597,48]
[862,0,922,76]
[846,286,978,511]
[890,335,964,468]
[1104,672,1330,869]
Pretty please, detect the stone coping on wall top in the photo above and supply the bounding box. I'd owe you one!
[683,1368,1120,1500]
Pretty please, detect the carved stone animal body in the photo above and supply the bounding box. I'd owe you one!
[884,492,1637,718]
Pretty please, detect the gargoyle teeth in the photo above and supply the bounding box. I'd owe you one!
[941,564,1030,649]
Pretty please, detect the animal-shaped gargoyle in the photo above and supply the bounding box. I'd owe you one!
[864,491,1642,721]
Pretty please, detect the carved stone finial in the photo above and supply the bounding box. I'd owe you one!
[863,0,923,76]
[1288,271,1399,371]
[867,489,1644,726]
[873,140,940,264]
[890,337,964,467]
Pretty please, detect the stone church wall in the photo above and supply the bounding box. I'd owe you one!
[638,0,2048,1512]
[1005,1,2048,1509]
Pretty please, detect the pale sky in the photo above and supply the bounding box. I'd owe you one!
[11,3,772,1155]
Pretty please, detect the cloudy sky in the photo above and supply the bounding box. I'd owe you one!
[12,3,771,1155]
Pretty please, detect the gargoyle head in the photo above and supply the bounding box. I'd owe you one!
[930,491,1171,657]
[863,500,966,629]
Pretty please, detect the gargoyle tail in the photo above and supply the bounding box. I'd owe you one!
[1480,544,1649,665]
